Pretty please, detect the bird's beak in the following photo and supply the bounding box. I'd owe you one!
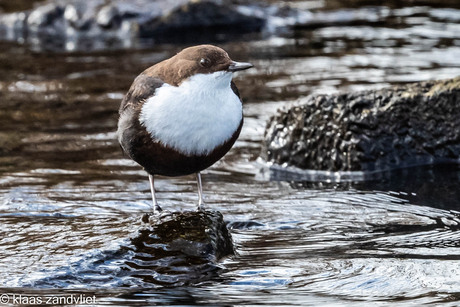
[227,61,253,72]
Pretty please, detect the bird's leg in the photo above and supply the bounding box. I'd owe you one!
[196,172,205,210]
[148,174,162,214]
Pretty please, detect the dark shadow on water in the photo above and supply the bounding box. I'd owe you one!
[356,164,460,211]
[287,164,460,211]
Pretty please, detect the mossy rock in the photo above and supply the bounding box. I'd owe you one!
[138,210,234,261]
[264,76,460,177]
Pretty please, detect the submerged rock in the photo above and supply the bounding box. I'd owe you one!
[264,77,460,178]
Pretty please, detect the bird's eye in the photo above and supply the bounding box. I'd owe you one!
[199,58,211,67]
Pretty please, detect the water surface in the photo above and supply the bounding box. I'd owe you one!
[1,0,460,305]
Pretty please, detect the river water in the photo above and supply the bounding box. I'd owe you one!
[1,0,460,306]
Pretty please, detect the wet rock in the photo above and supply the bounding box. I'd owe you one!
[0,0,266,51]
[27,2,63,29]
[263,77,460,177]
[0,0,398,51]
[139,210,234,261]
[139,1,264,39]
[96,4,122,30]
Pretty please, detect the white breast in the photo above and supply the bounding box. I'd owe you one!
[139,71,243,156]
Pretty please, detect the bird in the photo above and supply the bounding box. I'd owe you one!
[117,44,253,213]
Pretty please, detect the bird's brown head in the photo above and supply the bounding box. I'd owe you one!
[149,45,253,86]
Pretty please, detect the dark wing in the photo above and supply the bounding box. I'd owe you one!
[119,74,165,114]
[230,81,241,100]
[117,73,164,158]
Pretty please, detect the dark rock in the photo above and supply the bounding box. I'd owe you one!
[0,0,268,51]
[263,77,460,178]
[139,1,264,39]
[27,3,63,28]
[139,210,234,261]
[96,4,122,29]
[0,1,400,51]
[63,3,92,31]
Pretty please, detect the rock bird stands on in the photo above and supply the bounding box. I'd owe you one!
[117,45,253,213]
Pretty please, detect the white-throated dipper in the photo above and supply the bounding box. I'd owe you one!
[117,45,253,213]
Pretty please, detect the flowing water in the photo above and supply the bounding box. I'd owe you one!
[1,0,460,305]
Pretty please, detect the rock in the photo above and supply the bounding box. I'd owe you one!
[0,0,266,51]
[263,77,460,179]
[0,0,401,51]
[139,210,234,261]
[27,3,63,29]
[139,1,264,39]
[96,4,122,29]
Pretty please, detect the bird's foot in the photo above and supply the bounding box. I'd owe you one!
[197,200,206,212]
[154,204,163,214]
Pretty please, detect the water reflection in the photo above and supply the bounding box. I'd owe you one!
[285,164,460,211]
